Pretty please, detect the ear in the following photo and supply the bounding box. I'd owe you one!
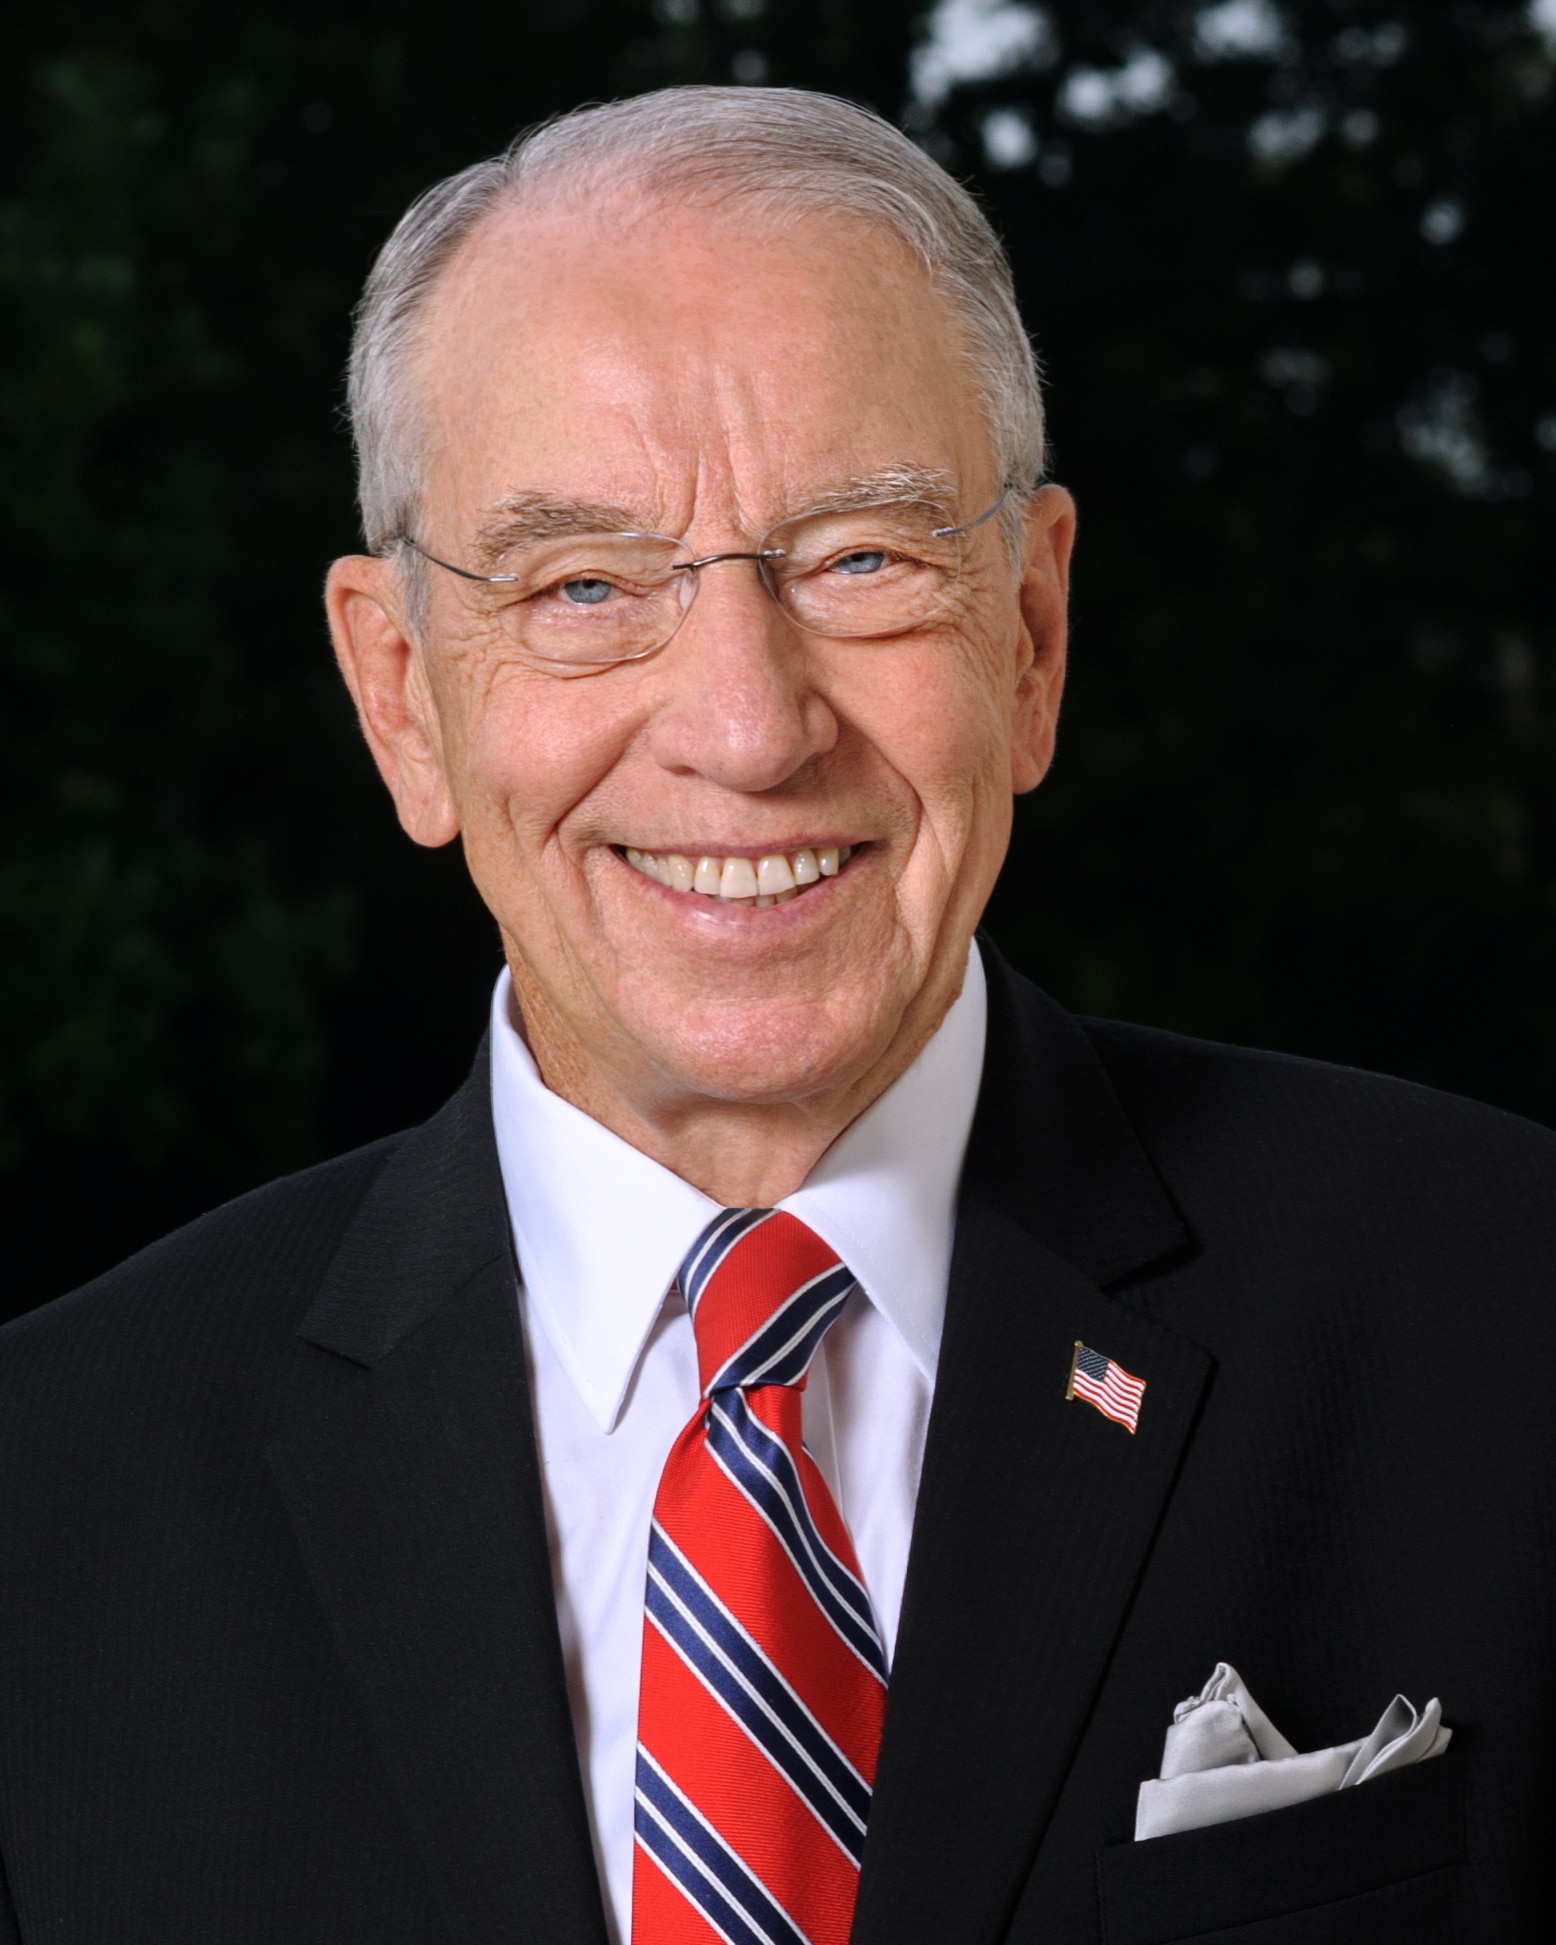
[324,554,461,847]
[1010,483,1075,795]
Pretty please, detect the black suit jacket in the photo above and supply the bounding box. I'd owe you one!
[2,949,1554,1942]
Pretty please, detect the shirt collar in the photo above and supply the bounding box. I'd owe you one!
[489,943,987,1433]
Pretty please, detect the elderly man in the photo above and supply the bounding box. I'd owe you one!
[1,86,1552,1945]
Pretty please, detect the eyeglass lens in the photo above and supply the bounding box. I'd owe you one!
[466,504,976,667]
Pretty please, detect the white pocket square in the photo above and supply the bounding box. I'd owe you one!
[1134,1661,1452,1841]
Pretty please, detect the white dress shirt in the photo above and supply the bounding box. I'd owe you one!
[489,945,987,1944]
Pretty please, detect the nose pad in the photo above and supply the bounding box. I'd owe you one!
[669,549,794,649]
[674,550,805,656]
[670,552,781,637]
[647,555,836,791]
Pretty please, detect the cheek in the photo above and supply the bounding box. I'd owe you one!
[847,626,1017,818]
[440,654,638,849]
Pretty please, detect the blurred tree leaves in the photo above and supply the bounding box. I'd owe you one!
[0,0,917,1310]
[0,0,1551,1315]
[936,1,1556,1108]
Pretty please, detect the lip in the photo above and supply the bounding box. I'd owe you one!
[610,839,868,861]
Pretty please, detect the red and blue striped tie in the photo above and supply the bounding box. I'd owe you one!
[632,1208,888,1945]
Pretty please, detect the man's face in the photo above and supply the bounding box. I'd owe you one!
[333,194,1071,1123]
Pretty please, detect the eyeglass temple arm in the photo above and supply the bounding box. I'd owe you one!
[393,533,520,584]
[931,485,1012,540]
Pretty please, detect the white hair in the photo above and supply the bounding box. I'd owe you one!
[346,86,1045,589]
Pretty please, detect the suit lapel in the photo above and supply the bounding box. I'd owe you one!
[267,1051,609,1945]
[852,949,1213,1945]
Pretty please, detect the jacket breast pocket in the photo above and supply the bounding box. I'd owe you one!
[1094,1752,1466,1945]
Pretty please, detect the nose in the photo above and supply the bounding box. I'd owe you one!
[645,555,839,793]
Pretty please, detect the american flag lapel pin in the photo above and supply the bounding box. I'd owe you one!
[1066,1340,1146,1434]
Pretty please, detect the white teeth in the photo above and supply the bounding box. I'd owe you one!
[756,854,796,895]
[624,842,860,903]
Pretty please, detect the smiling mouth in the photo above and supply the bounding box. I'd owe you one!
[618,843,858,907]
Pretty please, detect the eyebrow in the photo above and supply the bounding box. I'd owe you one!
[470,494,651,570]
[788,466,961,526]
[469,466,964,565]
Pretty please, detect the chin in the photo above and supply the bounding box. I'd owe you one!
[639,996,887,1108]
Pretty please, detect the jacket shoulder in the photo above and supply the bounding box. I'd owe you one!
[0,1132,404,1381]
[1078,1013,1556,1207]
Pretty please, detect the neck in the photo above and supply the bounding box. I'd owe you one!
[505,963,964,1208]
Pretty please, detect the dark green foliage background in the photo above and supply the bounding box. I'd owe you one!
[2,0,1552,1317]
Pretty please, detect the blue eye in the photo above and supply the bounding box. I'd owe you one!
[560,577,615,606]
[831,550,888,576]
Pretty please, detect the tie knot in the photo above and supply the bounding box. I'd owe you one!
[676,1208,857,1397]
